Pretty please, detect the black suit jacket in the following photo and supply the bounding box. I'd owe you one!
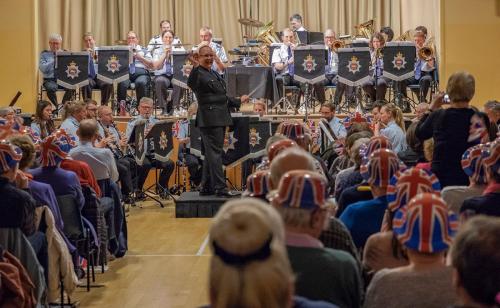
[187,66,240,128]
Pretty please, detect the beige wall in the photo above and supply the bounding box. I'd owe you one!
[440,0,500,107]
[0,0,38,113]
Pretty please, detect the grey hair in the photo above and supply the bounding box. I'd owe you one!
[139,97,153,106]
[48,33,62,42]
[279,207,312,229]
[269,147,316,188]
[0,107,15,117]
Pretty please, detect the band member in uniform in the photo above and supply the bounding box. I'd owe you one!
[362,32,387,104]
[272,28,301,103]
[147,20,182,54]
[117,31,151,104]
[39,33,74,108]
[82,32,113,105]
[253,100,267,117]
[125,97,174,198]
[198,26,228,73]
[187,45,249,196]
[98,105,137,202]
[289,14,307,31]
[314,29,353,106]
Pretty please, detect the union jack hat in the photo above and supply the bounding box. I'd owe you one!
[0,118,18,140]
[278,121,309,141]
[387,167,441,212]
[243,170,272,199]
[360,149,402,187]
[461,144,487,184]
[360,136,393,164]
[343,111,371,129]
[268,139,298,162]
[482,138,500,175]
[467,113,489,144]
[39,129,76,167]
[393,193,458,253]
[21,127,42,146]
[271,170,328,210]
[0,140,22,173]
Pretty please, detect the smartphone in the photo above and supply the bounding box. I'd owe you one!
[443,94,450,104]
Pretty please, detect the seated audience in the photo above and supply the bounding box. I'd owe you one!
[242,170,272,201]
[364,193,458,308]
[31,100,55,139]
[272,170,362,308]
[207,197,337,308]
[415,138,434,171]
[441,144,487,214]
[60,101,87,143]
[450,216,500,308]
[269,146,315,190]
[375,103,407,154]
[254,134,289,171]
[397,122,425,167]
[340,149,402,249]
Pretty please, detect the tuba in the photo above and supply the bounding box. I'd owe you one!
[395,29,413,41]
[418,36,436,61]
[355,19,375,38]
[255,21,281,65]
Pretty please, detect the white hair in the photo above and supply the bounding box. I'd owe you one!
[48,33,62,42]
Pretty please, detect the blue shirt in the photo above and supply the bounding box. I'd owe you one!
[60,116,80,144]
[69,141,119,182]
[339,195,388,248]
[330,117,347,139]
[39,51,56,78]
[380,121,407,154]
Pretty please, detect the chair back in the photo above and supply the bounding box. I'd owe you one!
[56,194,85,241]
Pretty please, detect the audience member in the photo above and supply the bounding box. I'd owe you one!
[375,103,407,154]
[31,100,55,139]
[60,101,87,143]
[269,146,315,190]
[397,122,425,167]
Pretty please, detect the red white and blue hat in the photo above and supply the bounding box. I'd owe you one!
[0,118,18,140]
[482,138,500,176]
[461,144,487,184]
[244,170,272,199]
[343,111,371,129]
[21,127,42,146]
[360,136,393,164]
[267,139,298,162]
[0,140,23,173]
[387,167,441,212]
[278,121,309,141]
[393,193,458,253]
[271,170,328,210]
[39,129,76,167]
[360,148,403,187]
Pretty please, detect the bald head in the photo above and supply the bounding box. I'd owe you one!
[269,147,316,189]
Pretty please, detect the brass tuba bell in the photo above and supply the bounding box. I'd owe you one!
[395,29,413,41]
[255,21,281,65]
[354,19,375,39]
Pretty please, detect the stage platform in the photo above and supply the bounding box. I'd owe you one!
[174,192,237,218]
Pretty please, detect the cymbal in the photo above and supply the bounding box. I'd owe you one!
[238,18,264,27]
[115,39,128,45]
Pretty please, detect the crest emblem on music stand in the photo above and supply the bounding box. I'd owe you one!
[65,61,81,79]
[249,127,261,147]
[302,54,317,73]
[392,52,407,70]
[348,56,361,74]
[223,131,238,153]
[106,55,122,73]
[182,59,193,77]
[159,130,168,150]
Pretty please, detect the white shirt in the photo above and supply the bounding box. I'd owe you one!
[271,44,293,74]
[325,46,339,75]
[129,44,151,70]
[147,35,182,53]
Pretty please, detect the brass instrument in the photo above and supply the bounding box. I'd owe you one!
[255,21,281,65]
[395,29,413,41]
[355,19,375,38]
[418,36,436,61]
[375,47,384,59]
[331,39,346,52]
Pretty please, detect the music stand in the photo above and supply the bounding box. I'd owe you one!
[293,45,326,119]
[336,47,371,113]
[382,42,416,110]
[55,51,90,106]
[97,46,132,114]
[127,119,164,207]
[172,51,194,113]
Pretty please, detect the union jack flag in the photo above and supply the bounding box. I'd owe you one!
[268,139,298,162]
[0,141,22,173]
[387,167,441,212]
[393,193,458,253]
[272,170,327,210]
[461,144,487,184]
[244,170,272,198]
[39,129,76,167]
[482,138,500,175]
[360,149,402,187]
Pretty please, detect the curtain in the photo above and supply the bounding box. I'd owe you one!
[37,0,439,55]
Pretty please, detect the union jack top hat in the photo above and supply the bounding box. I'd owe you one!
[278,121,309,141]
[360,148,402,187]
[360,136,392,164]
[393,193,458,253]
[244,170,272,199]
[461,144,487,184]
[39,129,76,167]
[482,138,500,176]
[267,139,298,162]
[271,170,328,210]
[0,140,22,173]
[387,167,441,212]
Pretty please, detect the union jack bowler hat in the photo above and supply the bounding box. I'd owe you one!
[360,148,402,187]
[268,139,298,162]
[0,140,22,173]
[39,129,76,167]
[271,170,328,210]
[461,144,487,184]
[244,170,272,199]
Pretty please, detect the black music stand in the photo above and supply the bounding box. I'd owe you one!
[127,119,164,207]
[172,51,194,112]
[337,47,371,113]
[293,45,326,119]
[382,42,417,110]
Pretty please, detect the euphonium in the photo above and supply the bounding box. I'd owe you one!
[355,19,375,38]
[395,29,413,41]
[255,21,281,65]
[418,36,435,61]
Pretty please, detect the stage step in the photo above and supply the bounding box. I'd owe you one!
[175,192,235,218]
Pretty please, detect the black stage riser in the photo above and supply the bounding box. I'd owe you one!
[175,192,236,218]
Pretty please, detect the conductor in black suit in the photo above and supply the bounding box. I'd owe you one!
[187,44,249,196]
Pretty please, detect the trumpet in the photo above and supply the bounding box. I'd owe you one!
[417,36,435,61]
[331,40,345,52]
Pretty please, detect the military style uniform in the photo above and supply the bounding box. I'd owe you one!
[82,48,113,105]
[117,45,151,103]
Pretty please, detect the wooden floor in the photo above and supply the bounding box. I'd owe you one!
[72,199,212,308]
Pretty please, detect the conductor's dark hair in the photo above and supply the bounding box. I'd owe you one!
[290,14,303,23]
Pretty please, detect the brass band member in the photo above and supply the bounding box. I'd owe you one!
[198,26,228,73]
[289,13,307,31]
[362,32,388,103]
[272,28,301,102]
[82,32,113,105]
[147,19,182,54]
